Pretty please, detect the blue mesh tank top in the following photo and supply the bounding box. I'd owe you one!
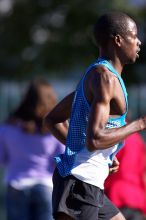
[55,58,128,179]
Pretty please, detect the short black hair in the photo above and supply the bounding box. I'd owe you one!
[93,11,135,47]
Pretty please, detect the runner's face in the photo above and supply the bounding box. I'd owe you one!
[121,19,141,63]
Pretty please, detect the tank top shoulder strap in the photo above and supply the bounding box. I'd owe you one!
[82,58,128,114]
[97,58,128,113]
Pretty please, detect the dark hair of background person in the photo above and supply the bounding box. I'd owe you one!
[8,78,57,133]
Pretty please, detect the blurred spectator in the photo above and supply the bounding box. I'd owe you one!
[105,132,146,220]
[0,78,65,220]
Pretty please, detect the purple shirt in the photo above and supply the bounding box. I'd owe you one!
[0,124,65,184]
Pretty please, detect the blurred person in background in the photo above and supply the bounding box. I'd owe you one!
[0,78,65,220]
[105,131,146,220]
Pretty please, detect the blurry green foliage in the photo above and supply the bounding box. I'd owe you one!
[0,0,146,84]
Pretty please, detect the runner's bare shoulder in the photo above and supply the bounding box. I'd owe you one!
[90,64,116,91]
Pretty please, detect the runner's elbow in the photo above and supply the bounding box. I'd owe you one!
[86,136,102,151]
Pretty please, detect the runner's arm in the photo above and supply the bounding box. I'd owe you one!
[44,92,74,144]
[86,69,146,151]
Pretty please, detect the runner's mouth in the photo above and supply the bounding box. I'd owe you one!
[136,48,140,57]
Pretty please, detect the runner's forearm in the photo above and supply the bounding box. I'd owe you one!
[45,119,68,145]
[87,118,145,151]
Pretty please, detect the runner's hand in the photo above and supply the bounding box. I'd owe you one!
[109,157,120,174]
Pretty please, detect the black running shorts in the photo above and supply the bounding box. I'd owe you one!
[52,167,120,220]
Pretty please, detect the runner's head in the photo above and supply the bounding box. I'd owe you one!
[94,11,141,64]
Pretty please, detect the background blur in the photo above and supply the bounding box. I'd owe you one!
[0,0,146,219]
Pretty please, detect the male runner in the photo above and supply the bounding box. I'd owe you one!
[45,11,145,220]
